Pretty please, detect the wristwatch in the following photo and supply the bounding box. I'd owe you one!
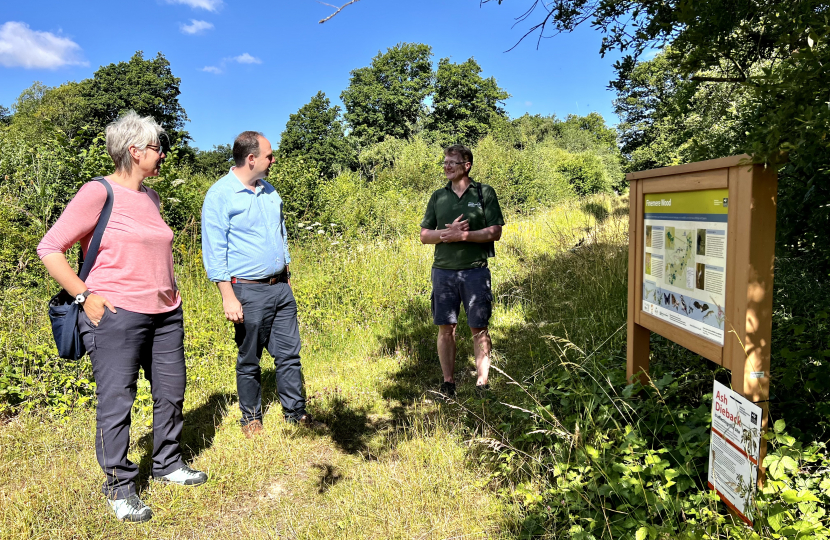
[75,290,91,305]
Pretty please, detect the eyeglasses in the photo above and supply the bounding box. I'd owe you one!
[440,160,468,167]
[145,144,165,154]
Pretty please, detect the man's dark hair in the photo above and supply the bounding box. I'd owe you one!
[233,131,264,167]
[444,144,473,171]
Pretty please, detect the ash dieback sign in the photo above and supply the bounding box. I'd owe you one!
[642,189,728,345]
[708,380,763,525]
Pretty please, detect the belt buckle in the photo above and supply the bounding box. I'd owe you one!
[269,277,278,285]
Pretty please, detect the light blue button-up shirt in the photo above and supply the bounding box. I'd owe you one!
[201,169,290,282]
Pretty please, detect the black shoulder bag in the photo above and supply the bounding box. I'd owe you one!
[48,177,114,360]
[475,182,496,258]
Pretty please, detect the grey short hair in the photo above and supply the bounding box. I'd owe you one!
[105,111,164,173]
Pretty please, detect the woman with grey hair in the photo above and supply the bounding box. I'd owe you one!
[37,111,207,523]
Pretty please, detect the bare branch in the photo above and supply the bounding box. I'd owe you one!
[318,0,361,24]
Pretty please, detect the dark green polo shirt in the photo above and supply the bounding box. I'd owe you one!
[421,180,505,270]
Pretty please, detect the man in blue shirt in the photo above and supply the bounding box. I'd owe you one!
[201,131,315,437]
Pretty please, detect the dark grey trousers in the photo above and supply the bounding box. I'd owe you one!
[80,306,186,499]
[232,282,305,425]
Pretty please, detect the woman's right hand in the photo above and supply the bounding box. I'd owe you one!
[82,294,117,326]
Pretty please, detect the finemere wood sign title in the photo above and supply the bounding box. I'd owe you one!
[626,155,778,527]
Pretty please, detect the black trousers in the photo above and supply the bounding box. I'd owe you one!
[80,306,186,499]
[232,282,306,425]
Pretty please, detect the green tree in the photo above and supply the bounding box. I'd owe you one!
[557,113,619,153]
[78,51,188,140]
[611,51,747,173]
[426,57,509,146]
[508,113,560,148]
[491,0,828,162]
[494,0,830,268]
[279,91,353,178]
[341,43,433,144]
[10,81,88,141]
[0,105,10,126]
[194,144,234,178]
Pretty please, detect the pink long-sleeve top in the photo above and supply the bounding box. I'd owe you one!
[37,179,181,314]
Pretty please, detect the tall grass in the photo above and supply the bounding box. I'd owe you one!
[0,195,622,538]
[2,193,827,539]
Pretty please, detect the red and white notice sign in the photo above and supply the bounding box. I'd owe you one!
[708,380,763,525]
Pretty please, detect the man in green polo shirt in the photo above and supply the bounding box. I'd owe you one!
[420,144,505,399]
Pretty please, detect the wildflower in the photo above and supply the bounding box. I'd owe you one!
[297,222,306,227]
[172,179,186,187]
[311,222,321,227]
[331,241,340,246]
[305,226,313,230]
[167,197,181,203]
[317,230,325,234]
[330,223,337,227]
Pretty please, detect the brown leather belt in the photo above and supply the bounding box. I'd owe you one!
[231,271,286,285]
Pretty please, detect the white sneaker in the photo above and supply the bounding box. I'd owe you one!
[107,494,153,522]
[158,465,208,486]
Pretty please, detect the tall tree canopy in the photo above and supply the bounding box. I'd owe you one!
[279,91,353,178]
[493,0,828,162]
[340,43,433,144]
[495,0,830,268]
[79,51,188,141]
[427,57,509,146]
[611,51,748,172]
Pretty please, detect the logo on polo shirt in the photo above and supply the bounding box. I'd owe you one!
[468,202,481,208]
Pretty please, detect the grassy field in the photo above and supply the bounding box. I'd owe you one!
[0,196,630,539]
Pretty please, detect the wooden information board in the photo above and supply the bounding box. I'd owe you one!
[626,154,778,489]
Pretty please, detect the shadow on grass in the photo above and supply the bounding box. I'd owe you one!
[136,391,234,494]
[260,368,405,458]
[377,240,630,414]
[312,463,344,494]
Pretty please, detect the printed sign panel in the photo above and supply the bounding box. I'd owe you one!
[642,189,728,345]
[708,380,763,526]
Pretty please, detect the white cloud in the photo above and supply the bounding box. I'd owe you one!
[0,21,87,69]
[201,52,262,75]
[167,0,223,11]
[181,19,214,34]
[233,53,262,64]
[525,101,533,107]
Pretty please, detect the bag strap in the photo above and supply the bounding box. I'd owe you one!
[474,181,496,259]
[78,177,114,282]
[475,181,487,215]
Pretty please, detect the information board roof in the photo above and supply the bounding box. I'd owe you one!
[626,155,752,181]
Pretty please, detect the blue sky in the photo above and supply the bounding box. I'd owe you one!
[0,0,626,150]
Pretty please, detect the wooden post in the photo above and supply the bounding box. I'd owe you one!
[724,163,777,485]
[627,178,650,383]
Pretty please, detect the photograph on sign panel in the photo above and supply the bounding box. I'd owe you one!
[697,228,706,255]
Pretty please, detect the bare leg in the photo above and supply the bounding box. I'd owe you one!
[437,324,457,383]
[471,327,491,386]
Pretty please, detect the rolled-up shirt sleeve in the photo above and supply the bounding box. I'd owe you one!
[37,181,106,259]
[201,190,231,282]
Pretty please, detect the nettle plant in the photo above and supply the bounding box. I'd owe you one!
[486,356,830,539]
[754,420,830,539]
